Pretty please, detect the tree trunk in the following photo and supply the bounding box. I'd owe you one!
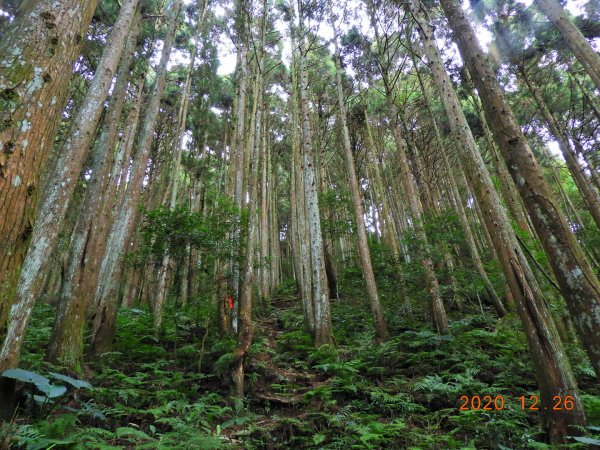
[438,0,600,384]
[364,110,400,259]
[407,47,505,316]
[259,124,270,303]
[153,35,200,328]
[331,20,388,340]
[367,0,449,334]
[0,0,100,331]
[89,0,182,354]
[296,0,333,346]
[290,12,315,335]
[45,14,143,371]
[411,0,586,439]
[231,0,268,397]
[0,0,140,371]
[230,1,250,333]
[473,91,532,233]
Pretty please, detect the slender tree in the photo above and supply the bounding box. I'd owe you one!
[90,0,183,354]
[330,12,388,341]
[295,0,333,345]
[367,0,449,334]
[45,11,144,370]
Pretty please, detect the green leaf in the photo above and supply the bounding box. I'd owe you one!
[1,368,65,397]
[570,436,600,445]
[47,384,68,398]
[48,372,92,389]
[33,395,49,404]
[312,433,326,445]
[2,368,50,388]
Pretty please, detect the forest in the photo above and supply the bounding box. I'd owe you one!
[0,0,600,447]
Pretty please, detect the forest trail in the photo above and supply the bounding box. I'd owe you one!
[226,294,331,442]
[254,299,323,407]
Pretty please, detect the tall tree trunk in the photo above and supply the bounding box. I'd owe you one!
[364,110,401,259]
[231,0,267,396]
[408,48,505,316]
[290,12,315,335]
[331,18,388,340]
[438,0,600,383]
[367,0,449,335]
[45,12,143,371]
[410,0,586,439]
[259,124,270,303]
[473,90,532,233]
[89,0,182,354]
[153,27,202,328]
[83,74,146,317]
[229,0,250,333]
[296,0,333,346]
[0,0,140,371]
[0,0,100,330]
[318,164,339,300]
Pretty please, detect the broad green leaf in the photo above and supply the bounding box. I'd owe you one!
[45,384,68,398]
[33,394,49,404]
[2,368,53,395]
[312,433,326,445]
[570,436,600,445]
[2,368,50,387]
[48,372,93,389]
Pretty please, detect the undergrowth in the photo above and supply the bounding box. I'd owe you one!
[3,282,599,449]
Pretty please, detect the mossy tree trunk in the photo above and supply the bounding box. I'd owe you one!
[438,0,600,384]
[0,0,100,333]
[410,0,586,439]
[0,0,139,371]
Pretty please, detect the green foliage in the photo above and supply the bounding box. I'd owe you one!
[11,275,600,449]
[132,197,239,266]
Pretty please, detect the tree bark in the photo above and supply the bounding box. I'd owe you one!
[89,0,182,354]
[296,0,333,346]
[0,0,100,332]
[0,0,140,370]
[229,0,250,333]
[411,0,587,439]
[289,6,314,335]
[438,0,600,384]
[231,0,268,397]
[45,12,143,371]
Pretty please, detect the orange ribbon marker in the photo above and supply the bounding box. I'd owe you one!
[228,295,233,310]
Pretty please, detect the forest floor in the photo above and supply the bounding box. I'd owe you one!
[2,284,600,449]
